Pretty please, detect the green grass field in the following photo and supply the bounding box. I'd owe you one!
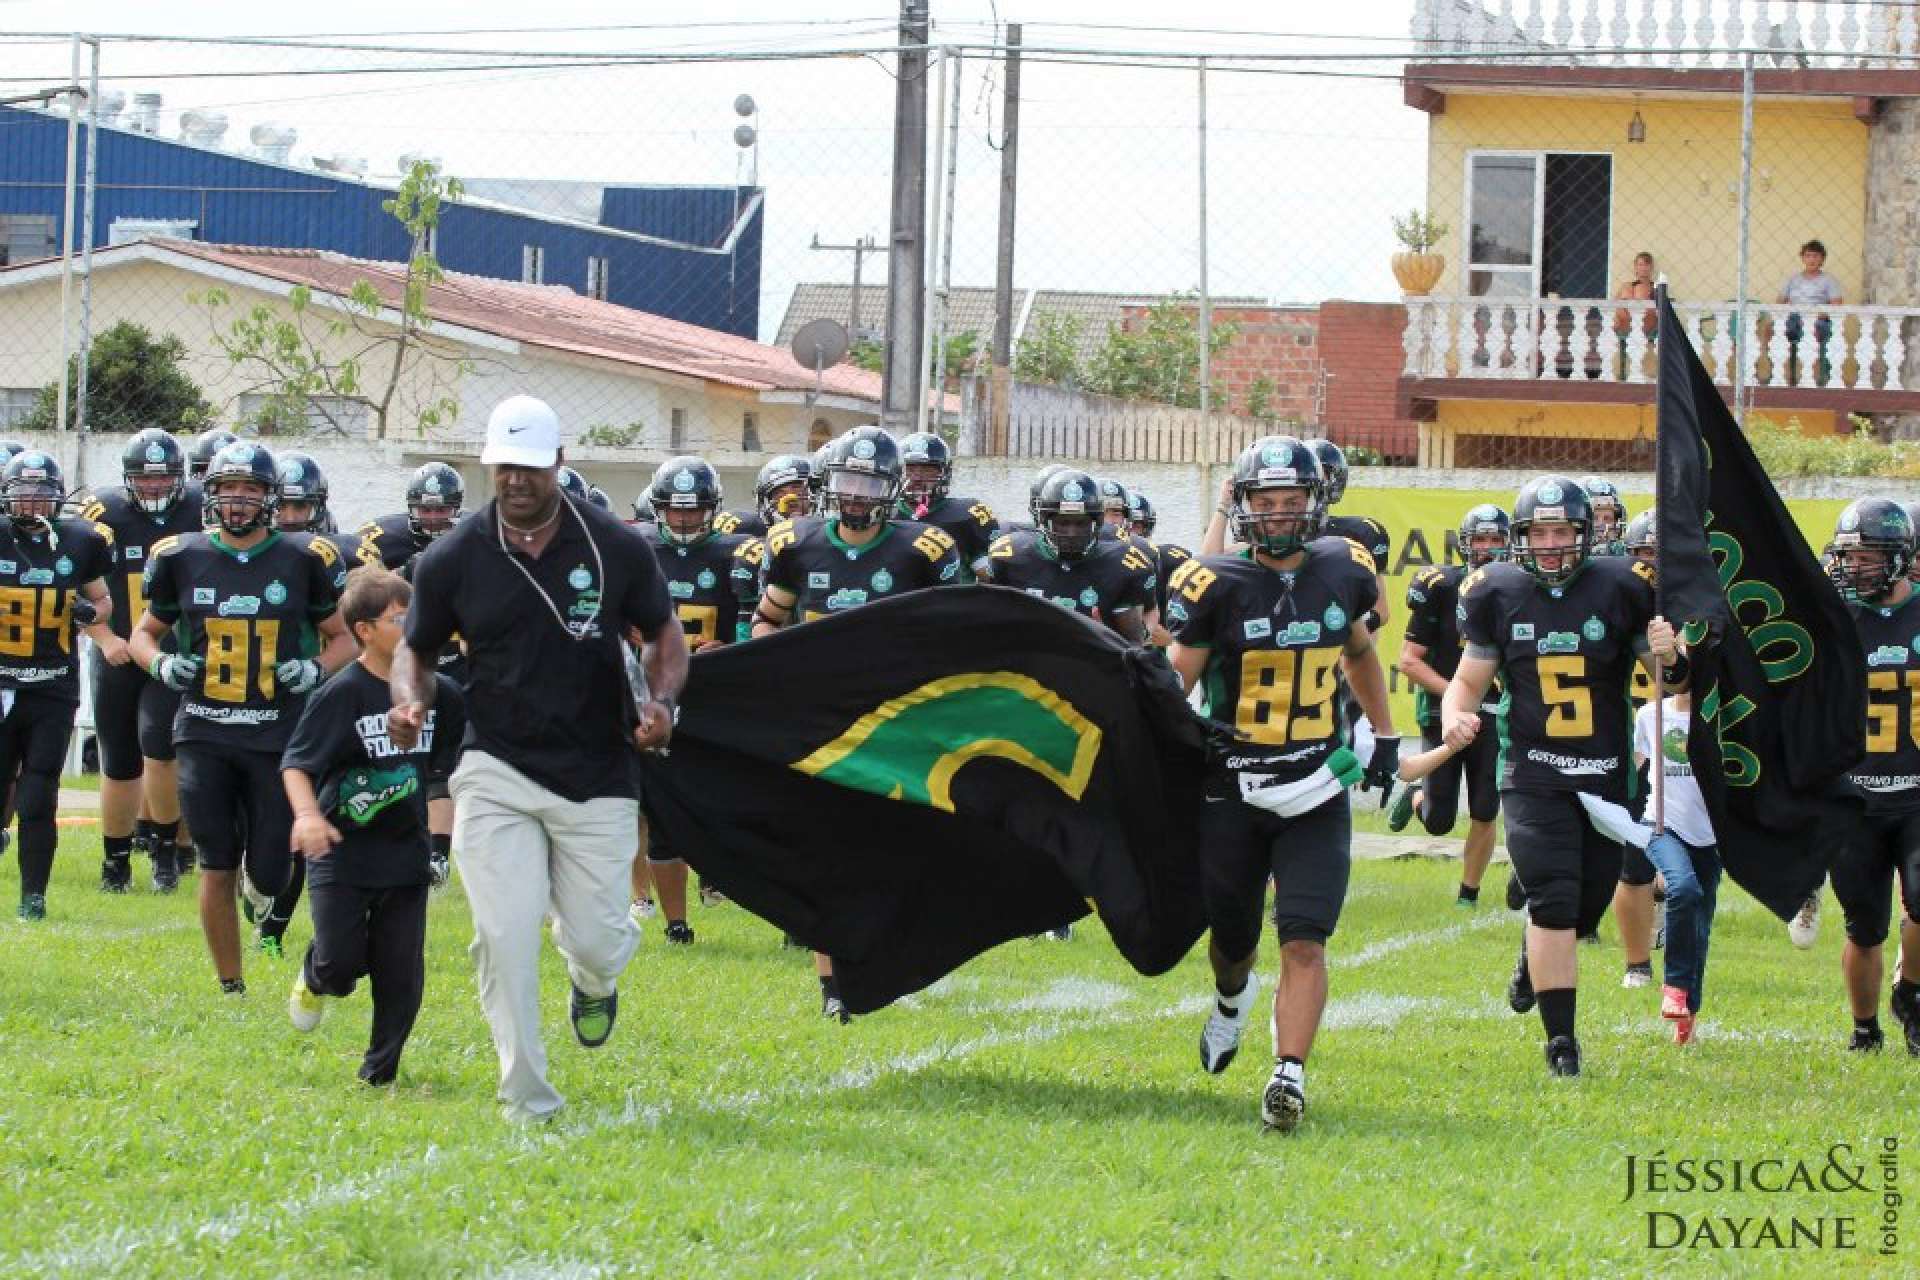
[1,827,1911,1278]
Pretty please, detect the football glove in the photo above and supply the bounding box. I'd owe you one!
[71,596,100,628]
[275,659,325,695]
[1361,735,1402,807]
[149,653,204,693]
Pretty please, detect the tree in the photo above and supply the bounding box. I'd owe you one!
[192,160,474,439]
[849,331,979,379]
[1013,311,1082,386]
[1083,296,1237,408]
[22,320,214,433]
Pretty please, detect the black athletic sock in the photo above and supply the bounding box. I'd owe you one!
[134,819,156,848]
[1537,987,1577,1042]
[1858,1015,1884,1036]
[1216,975,1249,1003]
[430,833,451,859]
[820,974,840,1000]
[103,835,134,863]
[1896,979,1920,1004]
[1457,883,1480,903]
[152,819,179,843]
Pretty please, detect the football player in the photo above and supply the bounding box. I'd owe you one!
[83,429,202,893]
[186,428,238,482]
[981,468,1152,643]
[0,452,116,920]
[1166,436,1401,1132]
[1127,489,1191,640]
[631,455,764,944]
[1392,504,1509,909]
[899,431,998,580]
[357,462,464,571]
[1824,498,1920,1054]
[585,485,613,513]
[557,466,592,505]
[754,426,961,1021]
[1580,475,1629,556]
[130,442,355,994]
[1444,476,1676,1078]
[742,453,816,538]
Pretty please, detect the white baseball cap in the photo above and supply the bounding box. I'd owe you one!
[480,395,561,468]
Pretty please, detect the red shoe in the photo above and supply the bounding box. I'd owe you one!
[1673,1014,1695,1046]
[1660,984,1690,1021]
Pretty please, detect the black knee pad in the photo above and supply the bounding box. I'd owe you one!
[1526,878,1581,932]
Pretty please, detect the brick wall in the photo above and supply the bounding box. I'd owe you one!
[1317,300,1419,463]
[1116,303,1321,422]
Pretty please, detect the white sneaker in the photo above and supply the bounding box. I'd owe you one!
[630,896,656,921]
[1622,963,1653,990]
[1199,974,1258,1075]
[288,973,327,1032]
[1788,893,1821,950]
[1261,1060,1306,1132]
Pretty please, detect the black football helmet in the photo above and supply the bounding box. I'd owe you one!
[557,466,591,505]
[1307,439,1350,506]
[1511,476,1594,587]
[1579,474,1627,551]
[405,462,464,540]
[820,426,903,532]
[586,485,612,512]
[1623,508,1657,565]
[808,444,832,506]
[188,428,239,480]
[1027,464,1068,524]
[201,441,279,535]
[755,454,814,525]
[1034,469,1101,561]
[1094,478,1131,529]
[647,456,723,546]
[121,427,187,516]
[1826,497,1914,604]
[632,493,656,523]
[1905,502,1920,584]
[1,450,66,531]
[1457,503,1512,568]
[1126,490,1158,537]
[275,451,329,533]
[1229,436,1326,557]
[899,431,953,509]
[0,440,27,465]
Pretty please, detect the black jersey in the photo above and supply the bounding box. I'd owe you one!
[1403,563,1505,727]
[0,516,114,701]
[1323,513,1391,576]
[979,528,1155,621]
[907,494,999,577]
[1167,537,1380,782]
[762,516,960,622]
[1849,593,1920,813]
[649,527,764,646]
[354,512,430,571]
[143,530,345,750]
[81,486,204,638]
[1457,556,1655,801]
[1151,541,1192,613]
[713,509,769,539]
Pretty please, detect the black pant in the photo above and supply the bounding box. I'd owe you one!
[1416,716,1500,834]
[303,880,429,1085]
[1501,788,1623,935]
[89,655,180,780]
[176,743,292,894]
[0,691,77,898]
[1198,788,1351,959]
[1833,808,1920,949]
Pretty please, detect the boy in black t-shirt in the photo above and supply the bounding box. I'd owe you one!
[282,570,466,1086]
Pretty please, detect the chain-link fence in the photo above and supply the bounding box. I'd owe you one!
[4,5,1920,498]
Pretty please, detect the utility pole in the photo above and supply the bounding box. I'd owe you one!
[809,233,879,341]
[989,23,1022,455]
[881,0,930,433]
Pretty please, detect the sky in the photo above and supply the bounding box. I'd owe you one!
[0,1,1433,340]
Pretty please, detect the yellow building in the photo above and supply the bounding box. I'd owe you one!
[1399,0,1920,468]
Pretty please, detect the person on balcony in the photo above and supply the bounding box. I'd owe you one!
[1778,240,1843,387]
[1612,251,1658,378]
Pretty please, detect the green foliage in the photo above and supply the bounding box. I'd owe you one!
[1013,311,1082,386]
[194,159,469,438]
[1391,208,1450,253]
[1082,297,1237,409]
[1244,376,1277,422]
[937,329,980,378]
[1745,414,1920,478]
[579,421,647,449]
[1344,444,1385,467]
[22,320,213,433]
[849,339,885,374]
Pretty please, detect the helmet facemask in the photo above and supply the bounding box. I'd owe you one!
[4,476,62,533]
[1040,508,1096,561]
[125,468,183,517]
[1232,482,1322,557]
[205,476,274,537]
[1513,517,1589,587]
[658,498,716,547]
[761,479,808,525]
[407,501,458,541]
[824,469,896,532]
[1827,536,1908,604]
[1466,532,1510,568]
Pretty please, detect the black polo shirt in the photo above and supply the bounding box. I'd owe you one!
[406,496,672,803]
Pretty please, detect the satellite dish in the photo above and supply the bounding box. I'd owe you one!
[790,318,850,405]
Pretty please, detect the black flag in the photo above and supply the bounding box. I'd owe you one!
[641,587,1210,1012]
[1655,289,1864,918]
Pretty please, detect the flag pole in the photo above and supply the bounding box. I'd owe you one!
[1650,279,1667,835]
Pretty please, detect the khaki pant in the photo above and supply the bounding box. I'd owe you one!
[450,750,640,1119]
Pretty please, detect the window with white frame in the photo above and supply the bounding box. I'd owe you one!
[669,407,687,451]
[521,244,545,284]
[0,215,56,267]
[586,256,610,301]
[0,388,39,428]
[1464,151,1612,300]
[741,411,762,453]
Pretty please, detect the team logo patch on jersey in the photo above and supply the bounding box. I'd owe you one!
[264,580,287,606]
[1582,615,1606,642]
[826,587,869,611]
[1408,587,1427,603]
[193,587,216,606]
[1323,603,1347,631]
[669,580,694,600]
[218,595,261,617]
[53,556,72,577]
[1513,622,1535,641]
[696,568,717,590]
[1076,586,1098,609]
[19,568,52,586]
[1281,621,1324,646]
[1537,631,1580,655]
[940,560,960,581]
[1243,618,1273,640]
[871,568,894,593]
[125,546,143,561]
[1911,634,1920,656]
[808,571,831,590]
[1167,600,1189,623]
[0,561,13,575]
[567,566,592,590]
[1869,644,1909,667]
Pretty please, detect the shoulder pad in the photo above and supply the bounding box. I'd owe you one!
[81,498,107,522]
[1168,556,1218,603]
[967,501,996,527]
[150,534,185,560]
[910,524,958,561]
[306,534,341,568]
[91,520,115,547]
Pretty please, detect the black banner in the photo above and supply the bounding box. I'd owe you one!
[1655,290,1864,918]
[642,587,1210,1013]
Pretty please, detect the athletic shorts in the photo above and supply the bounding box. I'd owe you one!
[1832,807,1920,949]
[1416,714,1499,833]
[90,655,180,779]
[1197,786,1350,958]
[1618,839,1657,887]
[176,742,293,893]
[1501,787,1623,936]
[638,798,680,863]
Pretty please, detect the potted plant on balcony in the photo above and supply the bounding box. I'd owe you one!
[1391,209,1449,296]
